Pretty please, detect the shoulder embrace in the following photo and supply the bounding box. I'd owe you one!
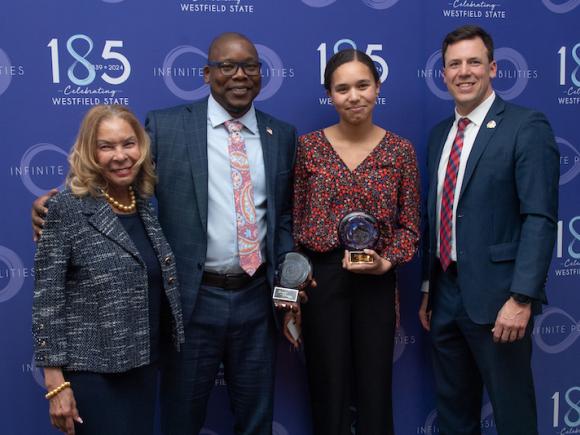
[147,102,192,120]
[42,189,88,232]
[47,188,83,212]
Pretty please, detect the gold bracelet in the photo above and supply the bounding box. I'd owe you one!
[45,381,71,400]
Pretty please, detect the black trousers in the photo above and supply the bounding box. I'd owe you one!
[302,249,396,435]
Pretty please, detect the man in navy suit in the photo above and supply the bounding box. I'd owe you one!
[418,25,559,435]
[145,32,296,434]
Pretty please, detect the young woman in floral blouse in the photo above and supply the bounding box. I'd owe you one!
[287,49,420,435]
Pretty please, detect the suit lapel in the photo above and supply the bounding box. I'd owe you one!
[137,196,162,259]
[256,110,276,208]
[428,120,453,221]
[256,110,277,261]
[83,196,143,265]
[184,101,209,231]
[459,97,505,199]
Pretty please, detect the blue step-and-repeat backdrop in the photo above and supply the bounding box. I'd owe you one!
[0,1,578,434]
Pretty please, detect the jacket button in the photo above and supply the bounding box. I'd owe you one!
[168,277,176,285]
[164,256,172,265]
[40,340,46,347]
[197,263,203,270]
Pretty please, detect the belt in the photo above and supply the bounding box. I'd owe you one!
[444,261,458,277]
[201,264,266,290]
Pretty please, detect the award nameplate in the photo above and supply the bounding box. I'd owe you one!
[272,286,299,303]
[338,211,379,264]
[273,252,312,309]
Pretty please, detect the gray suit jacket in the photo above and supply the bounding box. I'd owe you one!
[145,99,296,324]
[32,189,184,373]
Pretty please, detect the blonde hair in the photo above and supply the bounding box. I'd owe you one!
[66,105,157,198]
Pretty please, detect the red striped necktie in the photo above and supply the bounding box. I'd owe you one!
[439,117,471,271]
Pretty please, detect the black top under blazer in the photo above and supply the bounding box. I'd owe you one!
[32,189,184,373]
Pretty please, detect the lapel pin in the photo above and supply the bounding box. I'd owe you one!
[266,127,273,135]
[486,120,496,129]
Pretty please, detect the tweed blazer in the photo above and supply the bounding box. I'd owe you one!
[32,188,184,373]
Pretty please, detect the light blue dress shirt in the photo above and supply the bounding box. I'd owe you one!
[205,95,267,274]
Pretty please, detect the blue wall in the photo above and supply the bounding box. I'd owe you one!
[0,1,578,433]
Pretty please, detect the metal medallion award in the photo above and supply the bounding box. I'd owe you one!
[338,211,379,263]
[272,252,312,309]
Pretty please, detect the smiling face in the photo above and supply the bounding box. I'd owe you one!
[204,35,261,118]
[328,60,380,126]
[95,116,141,197]
[443,37,497,116]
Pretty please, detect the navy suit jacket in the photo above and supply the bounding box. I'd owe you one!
[145,99,296,324]
[424,96,559,324]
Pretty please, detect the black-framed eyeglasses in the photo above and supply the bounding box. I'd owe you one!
[207,61,262,76]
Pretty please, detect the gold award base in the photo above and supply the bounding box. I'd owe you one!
[349,251,374,264]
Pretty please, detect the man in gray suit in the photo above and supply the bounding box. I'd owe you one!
[34,32,296,435]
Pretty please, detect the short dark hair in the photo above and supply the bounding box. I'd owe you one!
[323,49,380,91]
[207,32,257,62]
[442,25,494,66]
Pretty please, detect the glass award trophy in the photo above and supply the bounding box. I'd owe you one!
[272,252,312,309]
[338,211,379,263]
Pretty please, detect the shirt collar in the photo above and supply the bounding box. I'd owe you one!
[207,94,258,135]
[454,91,496,127]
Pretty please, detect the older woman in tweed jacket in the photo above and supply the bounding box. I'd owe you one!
[32,105,184,435]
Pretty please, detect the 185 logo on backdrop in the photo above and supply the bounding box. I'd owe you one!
[317,39,389,106]
[557,43,580,105]
[47,34,131,107]
[551,386,580,432]
[555,215,580,277]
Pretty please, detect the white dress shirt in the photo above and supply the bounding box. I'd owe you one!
[205,95,267,274]
[435,92,496,262]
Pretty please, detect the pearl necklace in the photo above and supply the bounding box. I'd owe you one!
[103,186,136,212]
